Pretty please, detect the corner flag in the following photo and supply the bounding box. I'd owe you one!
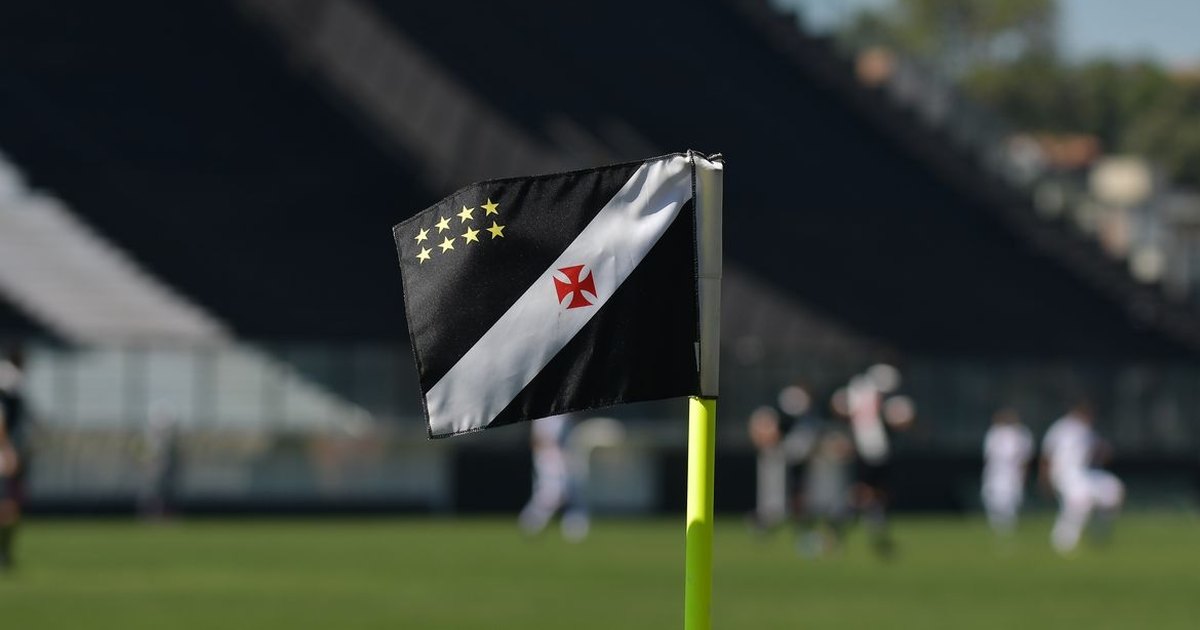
[394,152,722,438]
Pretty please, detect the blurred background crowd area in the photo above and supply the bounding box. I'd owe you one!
[0,0,1198,516]
[792,0,1200,296]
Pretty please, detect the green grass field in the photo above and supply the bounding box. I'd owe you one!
[1,515,1197,629]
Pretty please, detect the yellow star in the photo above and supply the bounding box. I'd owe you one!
[416,247,432,263]
[486,221,506,239]
[414,228,429,243]
[481,198,500,216]
[457,206,475,223]
[438,236,455,253]
[435,216,451,232]
[463,226,480,244]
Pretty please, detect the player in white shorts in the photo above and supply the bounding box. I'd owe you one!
[519,413,588,541]
[981,408,1033,536]
[1040,402,1124,554]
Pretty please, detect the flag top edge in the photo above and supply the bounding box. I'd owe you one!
[391,151,700,233]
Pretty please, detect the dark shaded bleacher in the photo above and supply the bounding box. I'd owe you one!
[370,0,1188,358]
[0,0,1191,358]
[0,1,425,339]
[0,298,42,340]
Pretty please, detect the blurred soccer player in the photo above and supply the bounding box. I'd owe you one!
[1041,401,1125,554]
[0,345,29,570]
[562,416,625,539]
[793,421,854,556]
[519,413,588,541]
[776,383,850,555]
[747,405,787,531]
[845,364,913,558]
[981,408,1033,536]
[778,384,820,526]
[748,384,824,539]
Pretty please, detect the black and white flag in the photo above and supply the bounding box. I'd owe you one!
[394,152,723,438]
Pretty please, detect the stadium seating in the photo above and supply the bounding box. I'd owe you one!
[1,0,1196,357]
[1,0,1197,513]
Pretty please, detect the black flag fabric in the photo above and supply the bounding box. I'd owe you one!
[394,152,723,438]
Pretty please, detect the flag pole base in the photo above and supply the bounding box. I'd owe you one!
[685,396,716,630]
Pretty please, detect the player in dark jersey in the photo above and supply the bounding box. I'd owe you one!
[843,364,915,559]
[0,345,29,570]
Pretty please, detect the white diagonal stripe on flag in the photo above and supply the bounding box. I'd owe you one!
[425,155,693,436]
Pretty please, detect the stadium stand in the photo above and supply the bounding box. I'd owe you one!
[0,1,417,340]
[0,0,1196,513]
[0,165,228,345]
[0,0,1197,357]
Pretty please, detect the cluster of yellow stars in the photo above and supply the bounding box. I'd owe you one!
[413,197,506,264]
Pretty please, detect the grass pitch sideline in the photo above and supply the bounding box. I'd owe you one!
[0,515,1196,629]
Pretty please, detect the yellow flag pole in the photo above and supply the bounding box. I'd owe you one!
[685,396,717,630]
[686,151,723,630]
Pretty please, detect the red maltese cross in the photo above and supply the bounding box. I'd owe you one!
[553,264,597,309]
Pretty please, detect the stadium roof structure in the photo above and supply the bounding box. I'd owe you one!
[0,0,1197,359]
